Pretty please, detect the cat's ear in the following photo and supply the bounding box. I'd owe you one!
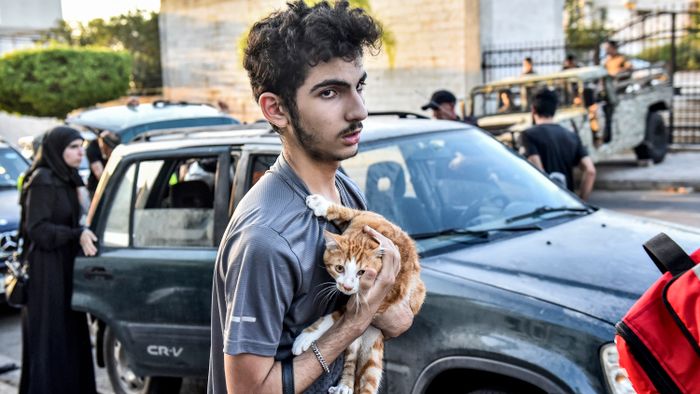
[323,230,340,250]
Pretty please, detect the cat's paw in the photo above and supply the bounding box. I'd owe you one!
[306,194,330,217]
[328,384,352,394]
[292,331,320,356]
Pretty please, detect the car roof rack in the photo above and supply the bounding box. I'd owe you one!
[369,111,429,119]
[131,123,274,143]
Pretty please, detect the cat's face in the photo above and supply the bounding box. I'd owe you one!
[323,231,382,295]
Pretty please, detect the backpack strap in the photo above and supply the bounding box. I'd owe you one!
[643,233,695,276]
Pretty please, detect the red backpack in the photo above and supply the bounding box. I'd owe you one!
[615,233,700,394]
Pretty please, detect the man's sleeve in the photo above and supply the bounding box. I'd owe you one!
[222,225,301,357]
[521,130,539,157]
[86,140,102,164]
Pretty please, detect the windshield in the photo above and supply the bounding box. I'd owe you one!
[343,128,586,252]
[0,147,29,188]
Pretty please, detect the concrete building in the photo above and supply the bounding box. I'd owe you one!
[160,0,564,122]
[0,0,62,54]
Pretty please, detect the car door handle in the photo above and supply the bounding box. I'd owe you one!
[83,266,113,280]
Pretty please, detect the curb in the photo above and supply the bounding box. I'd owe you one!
[594,179,699,191]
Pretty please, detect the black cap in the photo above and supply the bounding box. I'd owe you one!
[421,90,456,111]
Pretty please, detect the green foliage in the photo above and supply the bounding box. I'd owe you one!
[238,0,397,68]
[637,37,700,70]
[0,47,131,118]
[564,0,611,49]
[39,11,161,90]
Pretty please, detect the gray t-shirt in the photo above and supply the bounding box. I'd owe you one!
[208,154,366,394]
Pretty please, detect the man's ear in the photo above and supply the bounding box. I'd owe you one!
[259,93,289,129]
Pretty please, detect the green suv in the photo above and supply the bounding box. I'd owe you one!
[73,116,700,394]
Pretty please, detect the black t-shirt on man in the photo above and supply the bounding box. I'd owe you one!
[521,123,588,191]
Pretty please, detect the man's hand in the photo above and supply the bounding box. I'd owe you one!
[342,226,401,333]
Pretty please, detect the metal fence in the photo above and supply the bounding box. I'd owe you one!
[481,10,700,145]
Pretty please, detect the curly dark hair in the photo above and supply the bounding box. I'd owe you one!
[243,1,382,118]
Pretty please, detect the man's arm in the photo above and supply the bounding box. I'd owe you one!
[578,156,596,201]
[527,154,544,171]
[225,226,401,393]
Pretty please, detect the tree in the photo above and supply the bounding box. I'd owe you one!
[39,11,161,91]
[0,47,131,118]
[564,0,611,57]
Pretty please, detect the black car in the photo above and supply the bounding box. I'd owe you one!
[72,116,699,394]
[0,140,30,300]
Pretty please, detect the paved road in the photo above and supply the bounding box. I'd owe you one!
[0,189,698,393]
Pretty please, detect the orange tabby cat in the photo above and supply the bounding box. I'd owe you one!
[292,194,426,394]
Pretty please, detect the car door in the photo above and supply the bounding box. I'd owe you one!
[73,147,230,377]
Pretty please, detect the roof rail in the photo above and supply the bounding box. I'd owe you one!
[369,111,429,119]
[131,123,273,143]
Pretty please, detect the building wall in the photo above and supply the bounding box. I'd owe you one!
[160,0,562,122]
[0,0,62,32]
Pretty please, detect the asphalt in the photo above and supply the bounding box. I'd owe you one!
[594,147,700,191]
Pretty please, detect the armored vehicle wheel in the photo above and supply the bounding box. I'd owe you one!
[104,327,183,394]
[634,112,668,164]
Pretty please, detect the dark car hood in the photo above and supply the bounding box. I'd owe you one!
[0,188,20,232]
[422,209,700,325]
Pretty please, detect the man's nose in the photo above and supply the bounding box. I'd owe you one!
[346,89,368,122]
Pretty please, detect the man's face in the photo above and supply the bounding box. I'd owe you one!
[605,43,617,56]
[287,57,368,162]
[432,102,456,120]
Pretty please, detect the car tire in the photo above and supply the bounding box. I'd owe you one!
[634,111,668,164]
[104,326,182,394]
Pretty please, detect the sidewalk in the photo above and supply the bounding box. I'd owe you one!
[594,150,700,191]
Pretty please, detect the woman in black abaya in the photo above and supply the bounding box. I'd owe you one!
[19,126,98,394]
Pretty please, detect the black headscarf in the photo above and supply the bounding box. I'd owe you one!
[26,126,85,188]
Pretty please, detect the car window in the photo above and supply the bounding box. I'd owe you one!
[249,154,277,187]
[132,157,218,248]
[103,163,136,247]
[0,147,29,188]
[343,128,585,247]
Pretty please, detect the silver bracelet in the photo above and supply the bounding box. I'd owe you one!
[309,341,330,374]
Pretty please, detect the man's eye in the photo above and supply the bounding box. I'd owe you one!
[321,89,337,98]
[336,265,344,273]
[357,81,366,92]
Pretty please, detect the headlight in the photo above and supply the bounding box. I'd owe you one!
[601,343,635,394]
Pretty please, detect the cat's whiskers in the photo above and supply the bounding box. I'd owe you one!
[314,282,340,310]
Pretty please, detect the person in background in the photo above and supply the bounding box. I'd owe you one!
[522,56,536,75]
[562,53,580,70]
[603,40,632,77]
[18,126,98,394]
[521,88,596,201]
[86,130,120,197]
[421,90,462,120]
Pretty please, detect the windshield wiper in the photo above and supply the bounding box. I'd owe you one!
[411,224,541,240]
[504,206,593,224]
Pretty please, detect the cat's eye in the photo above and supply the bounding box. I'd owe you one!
[357,270,365,276]
[336,265,344,273]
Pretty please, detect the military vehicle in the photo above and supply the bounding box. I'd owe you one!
[469,66,672,163]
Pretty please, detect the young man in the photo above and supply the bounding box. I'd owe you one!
[521,57,536,75]
[603,40,632,77]
[208,2,413,393]
[521,88,597,201]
